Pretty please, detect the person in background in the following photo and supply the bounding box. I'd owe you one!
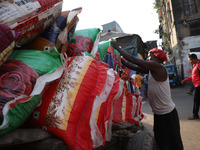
[135,72,143,95]
[111,40,183,150]
[181,54,200,120]
[143,73,149,98]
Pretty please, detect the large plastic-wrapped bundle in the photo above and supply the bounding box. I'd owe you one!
[57,7,82,53]
[112,90,136,124]
[112,91,124,124]
[0,48,65,135]
[90,75,124,147]
[97,41,110,61]
[112,70,144,125]
[97,40,121,71]
[67,28,100,57]
[21,8,82,52]
[0,24,19,67]
[21,11,69,51]
[0,0,63,46]
[27,56,116,150]
[112,92,144,126]
[121,93,138,124]
[89,68,115,148]
[0,0,41,27]
[132,94,144,123]
[104,77,124,142]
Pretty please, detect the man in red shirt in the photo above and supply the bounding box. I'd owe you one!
[181,54,200,120]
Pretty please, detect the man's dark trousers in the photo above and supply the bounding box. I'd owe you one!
[193,86,200,117]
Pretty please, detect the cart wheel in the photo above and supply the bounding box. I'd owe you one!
[126,131,158,150]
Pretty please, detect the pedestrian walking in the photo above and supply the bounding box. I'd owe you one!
[181,53,200,120]
[111,40,183,150]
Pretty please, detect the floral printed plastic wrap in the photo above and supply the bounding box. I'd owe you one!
[0,48,65,135]
[66,28,100,57]
[0,59,39,116]
[0,24,19,67]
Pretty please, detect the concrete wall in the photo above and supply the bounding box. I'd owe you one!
[181,35,200,78]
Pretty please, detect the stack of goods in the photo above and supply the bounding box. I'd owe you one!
[98,40,144,125]
[0,0,81,136]
[0,0,63,46]
[0,1,144,150]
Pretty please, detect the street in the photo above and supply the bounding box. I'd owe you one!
[141,84,200,150]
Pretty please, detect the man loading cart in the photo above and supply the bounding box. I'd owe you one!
[111,40,183,150]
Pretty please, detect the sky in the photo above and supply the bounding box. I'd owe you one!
[62,0,160,43]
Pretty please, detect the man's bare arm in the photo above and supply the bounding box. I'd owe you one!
[111,41,160,72]
[121,59,148,74]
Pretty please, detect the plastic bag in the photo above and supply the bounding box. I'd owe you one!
[0,24,19,67]
[67,28,100,57]
[98,41,121,71]
[9,0,63,46]
[21,11,69,51]
[57,7,82,53]
[28,56,108,150]
[0,48,65,135]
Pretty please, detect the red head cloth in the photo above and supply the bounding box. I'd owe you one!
[148,48,167,61]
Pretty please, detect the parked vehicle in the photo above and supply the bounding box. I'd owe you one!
[164,64,179,87]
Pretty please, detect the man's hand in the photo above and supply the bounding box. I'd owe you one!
[110,41,119,50]
[181,80,185,84]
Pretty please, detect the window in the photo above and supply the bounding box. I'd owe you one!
[189,21,200,36]
[190,47,200,52]
[183,0,197,15]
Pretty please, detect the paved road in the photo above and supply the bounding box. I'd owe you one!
[141,84,200,150]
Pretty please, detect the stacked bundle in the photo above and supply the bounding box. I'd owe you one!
[0,0,81,136]
[0,1,144,150]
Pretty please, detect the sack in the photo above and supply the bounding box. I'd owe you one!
[1,0,63,46]
[132,94,144,124]
[91,75,124,146]
[112,89,124,123]
[57,7,82,53]
[0,0,40,27]
[66,28,100,57]
[0,24,19,67]
[8,48,63,76]
[98,41,121,71]
[21,11,69,51]
[0,48,64,135]
[112,83,144,125]
[28,56,111,150]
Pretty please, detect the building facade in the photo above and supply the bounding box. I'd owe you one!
[157,0,200,79]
